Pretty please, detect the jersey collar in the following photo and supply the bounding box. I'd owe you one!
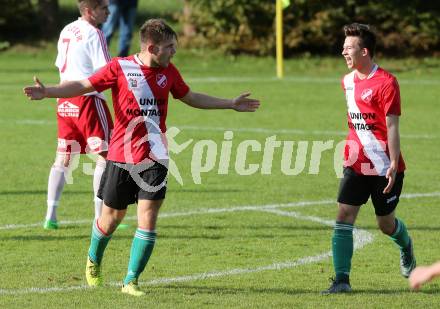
[367,64,378,79]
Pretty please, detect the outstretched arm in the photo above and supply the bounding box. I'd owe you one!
[179,90,260,112]
[23,76,95,100]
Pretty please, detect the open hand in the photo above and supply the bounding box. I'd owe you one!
[409,266,432,290]
[23,76,47,100]
[383,165,397,194]
[232,92,260,112]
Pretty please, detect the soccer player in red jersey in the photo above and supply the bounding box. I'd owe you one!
[322,23,416,294]
[44,0,113,230]
[24,19,260,296]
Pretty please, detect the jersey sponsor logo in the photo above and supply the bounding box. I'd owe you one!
[126,108,163,116]
[139,98,165,106]
[361,88,373,103]
[156,74,167,88]
[128,97,165,106]
[128,78,138,88]
[127,72,142,77]
[347,122,376,131]
[58,101,79,117]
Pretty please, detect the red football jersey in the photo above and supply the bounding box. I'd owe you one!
[89,55,190,163]
[342,65,405,175]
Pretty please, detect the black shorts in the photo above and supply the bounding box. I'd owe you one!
[98,160,168,210]
[337,167,404,216]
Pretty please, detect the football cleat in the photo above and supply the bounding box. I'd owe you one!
[85,257,103,287]
[121,280,145,296]
[43,220,58,230]
[321,278,352,294]
[400,237,416,278]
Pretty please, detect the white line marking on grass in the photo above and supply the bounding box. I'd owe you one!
[400,192,440,199]
[1,192,439,231]
[0,254,337,295]
[0,199,335,230]
[155,199,334,219]
[0,285,89,295]
[259,208,373,250]
[0,119,437,140]
[0,119,57,125]
[0,206,373,295]
[140,252,335,286]
[186,76,440,86]
[5,188,435,295]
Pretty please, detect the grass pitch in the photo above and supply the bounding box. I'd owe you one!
[1,3,440,307]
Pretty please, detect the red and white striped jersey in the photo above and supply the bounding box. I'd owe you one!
[342,65,405,175]
[55,18,111,98]
[89,55,190,163]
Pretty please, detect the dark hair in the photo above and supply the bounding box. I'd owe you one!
[343,23,376,58]
[77,0,104,13]
[139,19,177,45]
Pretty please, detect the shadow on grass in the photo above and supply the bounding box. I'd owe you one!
[159,284,437,296]
[161,224,330,231]
[158,284,323,295]
[356,225,440,231]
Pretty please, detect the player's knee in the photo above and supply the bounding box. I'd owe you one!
[336,204,356,223]
[378,222,394,235]
[98,216,121,234]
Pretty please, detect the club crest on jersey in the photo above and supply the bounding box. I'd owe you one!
[156,74,167,88]
[361,88,373,103]
[128,78,138,89]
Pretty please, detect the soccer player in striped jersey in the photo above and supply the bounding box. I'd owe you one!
[43,0,113,230]
[24,19,260,296]
[322,23,416,294]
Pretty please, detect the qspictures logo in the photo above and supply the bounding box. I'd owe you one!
[61,117,390,188]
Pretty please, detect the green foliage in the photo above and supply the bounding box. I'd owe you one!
[181,0,275,55]
[0,0,38,43]
[183,0,440,56]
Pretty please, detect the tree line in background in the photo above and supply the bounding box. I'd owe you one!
[1,0,439,56]
[0,0,58,49]
[181,0,440,56]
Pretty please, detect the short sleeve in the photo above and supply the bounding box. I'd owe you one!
[381,78,401,116]
[170,64,190,99]
[88,59,119,92]
[87,29,111,72]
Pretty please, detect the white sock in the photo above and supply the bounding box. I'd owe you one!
[46,166,66,221]
[93,159,106,219]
